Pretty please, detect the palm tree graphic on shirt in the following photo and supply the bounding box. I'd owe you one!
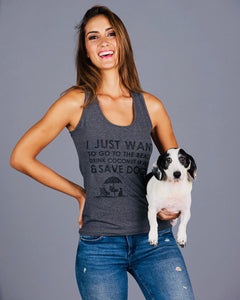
[96,176,125,198]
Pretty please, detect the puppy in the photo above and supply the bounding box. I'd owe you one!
[145,148,197,247]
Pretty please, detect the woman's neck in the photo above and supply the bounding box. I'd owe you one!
[97,69,129,98]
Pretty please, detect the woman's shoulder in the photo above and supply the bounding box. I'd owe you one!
[141,91,166,114]
[53,88,86,132]
[58,88,86,109]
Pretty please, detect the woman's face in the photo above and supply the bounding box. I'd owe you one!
[84,15,118,71]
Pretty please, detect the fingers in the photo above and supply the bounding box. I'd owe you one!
[77,192,86,228]
[78,202,85,229]
[78,208,83,228]
[78,216,83,228]
[157,209,180,220]
[78,207,83,228]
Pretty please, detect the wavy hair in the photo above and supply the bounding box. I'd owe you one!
[60,5,143,107]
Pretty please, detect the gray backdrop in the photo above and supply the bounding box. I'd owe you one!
[1,0,239,299]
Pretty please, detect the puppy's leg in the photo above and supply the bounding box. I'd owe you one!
[177,195,191,247]
[170,218,178,228]
[148,205,158,246]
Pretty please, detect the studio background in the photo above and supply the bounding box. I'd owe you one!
[1,0,239,299]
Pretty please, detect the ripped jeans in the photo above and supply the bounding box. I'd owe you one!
[75,227,194,300]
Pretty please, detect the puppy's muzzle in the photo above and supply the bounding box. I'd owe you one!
[173,171,181,179]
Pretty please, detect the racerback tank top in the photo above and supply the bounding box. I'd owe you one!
[69,91,171,236]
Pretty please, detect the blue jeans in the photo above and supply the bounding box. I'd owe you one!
[75,228,194,300]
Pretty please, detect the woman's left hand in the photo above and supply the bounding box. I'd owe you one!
[157,208,180,221]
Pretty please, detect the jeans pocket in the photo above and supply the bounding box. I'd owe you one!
[80,235,104,242]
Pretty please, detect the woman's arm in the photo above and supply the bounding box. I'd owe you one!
[142,92,178,153]
[143,92,180,221]
[10,89,86,227]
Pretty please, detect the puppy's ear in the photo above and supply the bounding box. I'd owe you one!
[188,155,197,180]
[152,160,167,181]
[180,149,197,180]
[152,162,163,180]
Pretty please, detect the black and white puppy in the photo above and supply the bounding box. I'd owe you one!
[145,148,197,247]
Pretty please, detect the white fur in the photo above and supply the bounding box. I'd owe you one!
[146,148,193,247]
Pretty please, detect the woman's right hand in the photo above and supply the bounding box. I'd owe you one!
[75,186,86,228]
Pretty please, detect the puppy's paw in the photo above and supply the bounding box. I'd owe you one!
[148,231,158,247]
[177,239,187,248]
[149,238,158,247]
[177,232,187,248]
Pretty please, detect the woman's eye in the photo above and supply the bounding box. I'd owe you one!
[108,31,116,37]
[88,35,98,40]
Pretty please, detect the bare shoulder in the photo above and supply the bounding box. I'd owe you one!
[47,88,85,132]
[141,91,177,152]
[141,91,167,128]
[56,88,85,110]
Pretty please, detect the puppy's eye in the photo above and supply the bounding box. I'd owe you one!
[167,157,172,163]
[179,156,186,164]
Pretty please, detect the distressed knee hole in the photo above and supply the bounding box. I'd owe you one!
[176,266,182,272]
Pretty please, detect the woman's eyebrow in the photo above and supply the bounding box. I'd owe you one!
[86,27,113,37]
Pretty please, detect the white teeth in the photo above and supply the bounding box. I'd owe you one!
[99,51,114,57]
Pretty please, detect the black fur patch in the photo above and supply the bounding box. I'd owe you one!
[152,165,162,181]
[154,152,171,181]
[157,151,171,170]
[144,172,154,194]
[178,149,190,168]
[179,148,197,179]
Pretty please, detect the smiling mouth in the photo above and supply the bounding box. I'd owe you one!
[98,50,114,58]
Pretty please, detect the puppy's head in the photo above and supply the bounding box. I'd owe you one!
[152,148,197,181]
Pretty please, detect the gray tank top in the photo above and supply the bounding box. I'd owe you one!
[69,91,170,236]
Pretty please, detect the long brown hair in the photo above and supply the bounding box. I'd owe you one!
[60,5,143,108]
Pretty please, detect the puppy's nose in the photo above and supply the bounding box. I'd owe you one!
[173,171,181,179]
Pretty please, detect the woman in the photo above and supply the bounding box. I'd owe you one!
[10,5,194,300]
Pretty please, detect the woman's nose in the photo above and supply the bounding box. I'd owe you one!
[100,36,108,47]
